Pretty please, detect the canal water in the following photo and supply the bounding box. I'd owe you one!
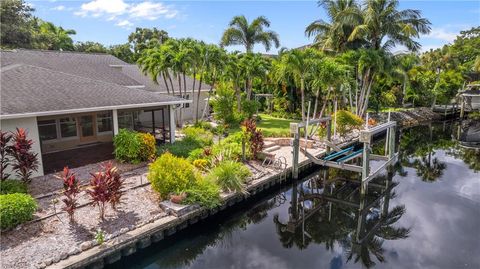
[109,120,480,269]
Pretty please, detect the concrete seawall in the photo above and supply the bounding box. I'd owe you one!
[369,108,442,127]
[48,149,327,269]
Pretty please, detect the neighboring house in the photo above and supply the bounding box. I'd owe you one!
[459,84,480,111]
[0,49,205,176]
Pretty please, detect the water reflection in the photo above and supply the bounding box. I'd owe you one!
[273,167,409,268]
[109,121,480,269]
[399,120,480,180]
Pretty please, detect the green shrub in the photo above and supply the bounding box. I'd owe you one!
[468,111,480,120]
[184,178,221,209]
[193,121,214,131]
[0,180,27,194]
[192,159,209,171]
[158,139,202,158]
[211,84,239,125]
[138,133,157,161]
[187,148,206,162]
[207,161,252,193]
[212,133,246,161]
[113,129,143,163]
[148,152,198,199]
[0,193,37,230]
[241,99,260,119]
[182,127,213,147]
[333,110,364,136]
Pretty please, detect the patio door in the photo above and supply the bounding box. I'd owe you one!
[79,114,97,142]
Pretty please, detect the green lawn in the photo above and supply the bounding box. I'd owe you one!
[257,114,298,137]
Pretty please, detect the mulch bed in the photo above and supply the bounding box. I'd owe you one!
[1,160,164,269]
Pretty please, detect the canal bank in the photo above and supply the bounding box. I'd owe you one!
[38,108,451,269]
[48,149,328,269]
[107,121,480,269]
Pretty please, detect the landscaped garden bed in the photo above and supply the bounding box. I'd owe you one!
[0,109,368,269]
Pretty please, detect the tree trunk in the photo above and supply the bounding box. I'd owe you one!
[235,83,242,112]
[201,74,216,121]
[402,73,407,107]
[300,77,305,121]
[167,71,175,95]
[162,71,170,94]
[177,73,183,127]
[246,78,253,100]
[195,74,203,123]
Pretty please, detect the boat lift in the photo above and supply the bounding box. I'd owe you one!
[290,116,399,191]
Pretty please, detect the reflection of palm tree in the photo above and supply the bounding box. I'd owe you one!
[344,205,410,268]
[414,155,446,182]
[273,176,409,268]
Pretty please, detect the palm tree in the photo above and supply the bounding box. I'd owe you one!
[239,53,269,100]
[305,0,362,52]
[348,0,431,51]
[38,21,76,50]
[393,53,419,107]
[220,15,280,52]
[137,44,175,95]
[307,0,431,117]
[273,49,309,121]
[224,52,245,111]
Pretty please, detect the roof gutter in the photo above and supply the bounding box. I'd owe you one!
[0,100,192,120]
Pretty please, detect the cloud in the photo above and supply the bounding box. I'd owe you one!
[75,0,129,18]
[425,27,458,43]
[129,1,178,20]
[52,5,65,11]
[74,0,178,25]
[116,19,133,29]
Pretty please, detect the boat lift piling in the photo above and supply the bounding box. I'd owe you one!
[290,116,398,188]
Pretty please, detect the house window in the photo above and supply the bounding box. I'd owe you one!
[38,119,57,140]
[59,117,77,138]
[118,111,134,130]
[97,112,112,133]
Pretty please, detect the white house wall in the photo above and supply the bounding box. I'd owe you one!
[181,90,211,122]
[0,117,44,177]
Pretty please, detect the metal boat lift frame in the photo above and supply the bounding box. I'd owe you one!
[290,116,399,191]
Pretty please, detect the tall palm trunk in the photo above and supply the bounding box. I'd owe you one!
[162,71,170,94]
[201,76,216,121]
[300,77,306,121]
[402,73,407,107]
[235,82,242,112]
[246,78,253,100]
[177,73,183,127]
[167,71,175,95]
[195,74,203,123]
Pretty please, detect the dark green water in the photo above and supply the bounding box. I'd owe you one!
[109,121,480,269]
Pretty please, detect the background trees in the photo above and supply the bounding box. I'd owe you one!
[0,0,35,48]
[1,0,477,118]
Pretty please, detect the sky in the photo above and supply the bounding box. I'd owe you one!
[28,0,480,53]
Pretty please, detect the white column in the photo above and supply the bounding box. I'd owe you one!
[112,109,119,135]
[169,105,176,143]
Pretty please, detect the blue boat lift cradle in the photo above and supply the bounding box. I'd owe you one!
[290,116,399,189]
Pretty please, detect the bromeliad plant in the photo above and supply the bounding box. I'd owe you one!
[86,162,124,220]
[59,167,80,223]
[242,119,264,159]
[0,131,13,181]
[10,128,39,184]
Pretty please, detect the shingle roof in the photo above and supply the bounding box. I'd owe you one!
[1,64,187,118]
[120,64,211,93]
[1,49,141,86]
